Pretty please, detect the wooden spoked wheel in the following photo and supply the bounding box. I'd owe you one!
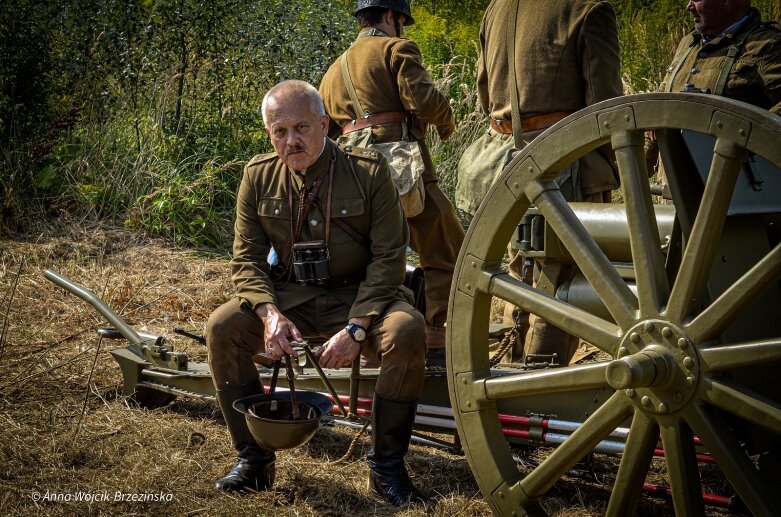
[447,93,781,516]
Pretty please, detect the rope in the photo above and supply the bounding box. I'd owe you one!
[329,419,371,465]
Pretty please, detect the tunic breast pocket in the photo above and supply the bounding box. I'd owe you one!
[726,61,759,93]
[258,198,289,221]
[329,198,367,244]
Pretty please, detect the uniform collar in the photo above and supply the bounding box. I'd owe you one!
[357,27,389,40]
[296,138,333,188]
[693,8,759,46]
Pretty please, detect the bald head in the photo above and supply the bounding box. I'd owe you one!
[261,80,330,172]
[262,80,326,128]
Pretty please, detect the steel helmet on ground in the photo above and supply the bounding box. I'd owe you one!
[354,0,415,25]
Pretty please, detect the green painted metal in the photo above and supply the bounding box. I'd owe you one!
[446,93,781,516]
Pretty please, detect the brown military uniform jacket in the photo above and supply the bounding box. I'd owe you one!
[319,28,455,181]
[661,8,781,115]
[475,0,623,195]
[231,140,411,319]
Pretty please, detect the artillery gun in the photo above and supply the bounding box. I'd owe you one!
[45,93,781,515]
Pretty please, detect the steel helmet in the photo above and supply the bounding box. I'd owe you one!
[233,390,333,451]
[354,0,415,25]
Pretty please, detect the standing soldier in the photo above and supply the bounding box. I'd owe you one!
[661,0,780,111]
[457,0,623,364]
[319,0,464,367]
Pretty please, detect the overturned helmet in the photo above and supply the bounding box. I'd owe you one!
[354,0,415,25]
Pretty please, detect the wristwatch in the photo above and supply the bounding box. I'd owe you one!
[345,323,367,343]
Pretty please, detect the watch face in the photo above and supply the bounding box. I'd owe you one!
[348,324,366,342]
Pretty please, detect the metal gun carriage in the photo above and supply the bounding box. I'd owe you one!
[45,93,781,516]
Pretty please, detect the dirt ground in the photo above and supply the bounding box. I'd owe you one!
[0,221,731,516]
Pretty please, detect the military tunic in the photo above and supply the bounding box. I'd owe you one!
[459,0,623,205]
[231,139,410,317]
[319,28,465,333]
[208,140,426,403]
[661,8,781,114]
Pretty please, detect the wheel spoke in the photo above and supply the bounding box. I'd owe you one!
[666,139,746,323]
[528,184,638,329]
[517,392,632,499]
[483,362,608,400]
[687,242,781,342]
[699,338,781,372]
[489,272,622,353]
[612,130,669,318]
[659,416,705,516]
[605,410,658,517]
[686,403,781,516]
[700,377,781,436]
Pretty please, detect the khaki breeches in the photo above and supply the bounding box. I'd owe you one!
[407,179,465,329]
[206,296,426,401]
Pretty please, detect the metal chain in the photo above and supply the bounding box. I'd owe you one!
[489,327,520,367]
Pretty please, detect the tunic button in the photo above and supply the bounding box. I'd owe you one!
[691,67,699,74]
[698,51,708,58]
[274,209,280,215]
[310,219,318,226]
[341,208,348,215]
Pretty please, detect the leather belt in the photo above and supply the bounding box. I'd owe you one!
[342,111,407,135]
[275,271,366,290]
[490,110,574,134]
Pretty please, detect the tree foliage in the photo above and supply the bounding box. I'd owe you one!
[2,0,780,244]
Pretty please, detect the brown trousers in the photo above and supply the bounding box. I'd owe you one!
[408,179,465,333]
[206,296,426,402]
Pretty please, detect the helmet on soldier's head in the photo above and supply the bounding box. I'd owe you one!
[354,0,415,26]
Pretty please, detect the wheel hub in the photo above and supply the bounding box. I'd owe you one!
[609,320,699,414]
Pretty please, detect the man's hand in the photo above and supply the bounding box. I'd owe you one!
[437,120,455,141]
[317,316,371,369]
[256,303,302,360]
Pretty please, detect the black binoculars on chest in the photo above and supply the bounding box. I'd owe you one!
[292,240,330,285]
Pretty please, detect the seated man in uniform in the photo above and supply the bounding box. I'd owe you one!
[206,80,427,506]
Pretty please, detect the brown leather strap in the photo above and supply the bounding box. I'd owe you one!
[342,111,407,134]
[490,110,574,135]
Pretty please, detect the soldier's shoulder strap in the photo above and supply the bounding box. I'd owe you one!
[246,152,277,169]
[339,143,383,164]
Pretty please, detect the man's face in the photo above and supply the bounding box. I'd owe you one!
[687,0,733,36]
[265,98,329,171]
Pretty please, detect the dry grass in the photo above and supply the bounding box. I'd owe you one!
[0,220,730,516]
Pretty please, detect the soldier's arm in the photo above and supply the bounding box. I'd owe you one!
[230,161,279,310]
[758,37,781,115]
[577,0,623,105]
[476,15,490,116]
[392,39,456,140]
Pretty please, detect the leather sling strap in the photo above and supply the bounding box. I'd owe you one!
[507,0,523,149]
[340,50,367,119]
[666,41,696,92]
[714,45,740,96]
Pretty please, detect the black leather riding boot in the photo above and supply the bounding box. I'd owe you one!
[214,379,276,493]
[367,393,426,506]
